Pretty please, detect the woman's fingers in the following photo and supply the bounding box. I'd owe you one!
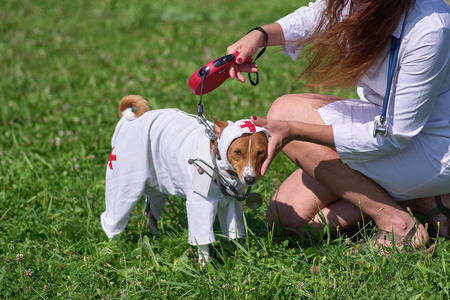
[229,62,258,83]
[251,116,293,175]
[235,64,246,83]
[226,32,262,82]
[260,144,274,176]
[229,63,237,80]
[251,116,277,175]
[237,63,258,73]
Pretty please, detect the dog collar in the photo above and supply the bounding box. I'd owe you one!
[189,156,262,207]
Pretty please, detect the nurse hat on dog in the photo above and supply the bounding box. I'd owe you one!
[217,119,269,171]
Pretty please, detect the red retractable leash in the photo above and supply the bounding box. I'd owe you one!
[187,52,266,208]
[188,27,268,98]
[188,52,253,95]
[186,29,268,209]
[188,52,255,139]
[187,27,268,136]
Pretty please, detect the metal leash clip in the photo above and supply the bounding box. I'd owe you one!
[196,114,217,140]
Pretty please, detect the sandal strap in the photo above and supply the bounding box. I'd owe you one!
[403,218,420,248]
[373,218,420,248]
[436,195,450,216]
[424,196,450,220]
[372,229,405,243]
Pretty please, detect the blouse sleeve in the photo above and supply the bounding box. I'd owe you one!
[333,26,450,163]
[276,0,328,61]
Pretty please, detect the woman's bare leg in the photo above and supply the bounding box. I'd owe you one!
[266,168,366,234]
[266,93,428,248]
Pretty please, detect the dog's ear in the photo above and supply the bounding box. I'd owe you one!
[210,115,228,138]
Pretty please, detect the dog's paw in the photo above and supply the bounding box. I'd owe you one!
[198,244,210,267]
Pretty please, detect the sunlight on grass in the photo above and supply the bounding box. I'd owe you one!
[1,0,449,299]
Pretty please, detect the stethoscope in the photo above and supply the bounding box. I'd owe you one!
[188,157,263,209]
[188,64,263,209]
[373,36,401,138]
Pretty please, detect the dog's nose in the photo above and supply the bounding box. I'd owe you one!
[244,175,256,185]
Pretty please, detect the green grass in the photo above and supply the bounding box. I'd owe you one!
[1,0,449,299]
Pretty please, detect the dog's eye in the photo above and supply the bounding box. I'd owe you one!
[234,150,242,156]
[257,150,265,156]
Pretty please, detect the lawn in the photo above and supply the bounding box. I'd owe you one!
[1,0,449,299]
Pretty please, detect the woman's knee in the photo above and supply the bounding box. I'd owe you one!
[267,93,342,123]
[267,94,312,121]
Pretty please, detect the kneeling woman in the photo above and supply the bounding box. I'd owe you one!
[226,0,450,248]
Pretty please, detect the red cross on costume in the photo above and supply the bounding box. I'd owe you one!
[240,121,257,133]
[108,147,117,170]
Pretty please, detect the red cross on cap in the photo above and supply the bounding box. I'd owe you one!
[240,120,257,133]
[108,147,117,169]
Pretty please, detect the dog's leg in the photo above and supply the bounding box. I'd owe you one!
[198,244,210,267]
[144,202,160,237]
[217,198,246,241]
[143,188,168,240]
[186,195,217,265]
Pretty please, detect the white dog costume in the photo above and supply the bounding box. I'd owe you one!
[101,108,267,247]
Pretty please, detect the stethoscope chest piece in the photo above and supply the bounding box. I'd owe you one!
[373,117,389,138]
[245,193,263,210]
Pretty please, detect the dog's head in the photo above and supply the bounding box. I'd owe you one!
[211,116,268,186]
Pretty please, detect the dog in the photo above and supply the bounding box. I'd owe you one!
[101,95,268,265]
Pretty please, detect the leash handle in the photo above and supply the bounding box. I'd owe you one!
[246,27,268,86]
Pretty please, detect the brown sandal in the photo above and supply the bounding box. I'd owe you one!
[424,195,450,239]
[372,218,422,250]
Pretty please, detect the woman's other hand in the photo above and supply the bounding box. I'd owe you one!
[251,116,293,176]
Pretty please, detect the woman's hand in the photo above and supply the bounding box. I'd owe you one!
[251,116,293,176]
[251,112,336,175]
[226,30,265,83]
[226,23,285,83]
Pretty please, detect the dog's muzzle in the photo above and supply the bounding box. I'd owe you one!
[188,158,262,209]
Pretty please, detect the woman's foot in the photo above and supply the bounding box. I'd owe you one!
[373,218,429,250]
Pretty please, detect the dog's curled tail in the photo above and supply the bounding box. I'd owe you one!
[118,95,150,120]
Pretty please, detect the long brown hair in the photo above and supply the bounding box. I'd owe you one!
[299,0,414,89]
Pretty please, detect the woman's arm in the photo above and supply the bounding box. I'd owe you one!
[333,26,450,164]
[226,0,329,82]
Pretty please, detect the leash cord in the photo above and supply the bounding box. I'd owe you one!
[197,69,206,117]
[196,72,217,140]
